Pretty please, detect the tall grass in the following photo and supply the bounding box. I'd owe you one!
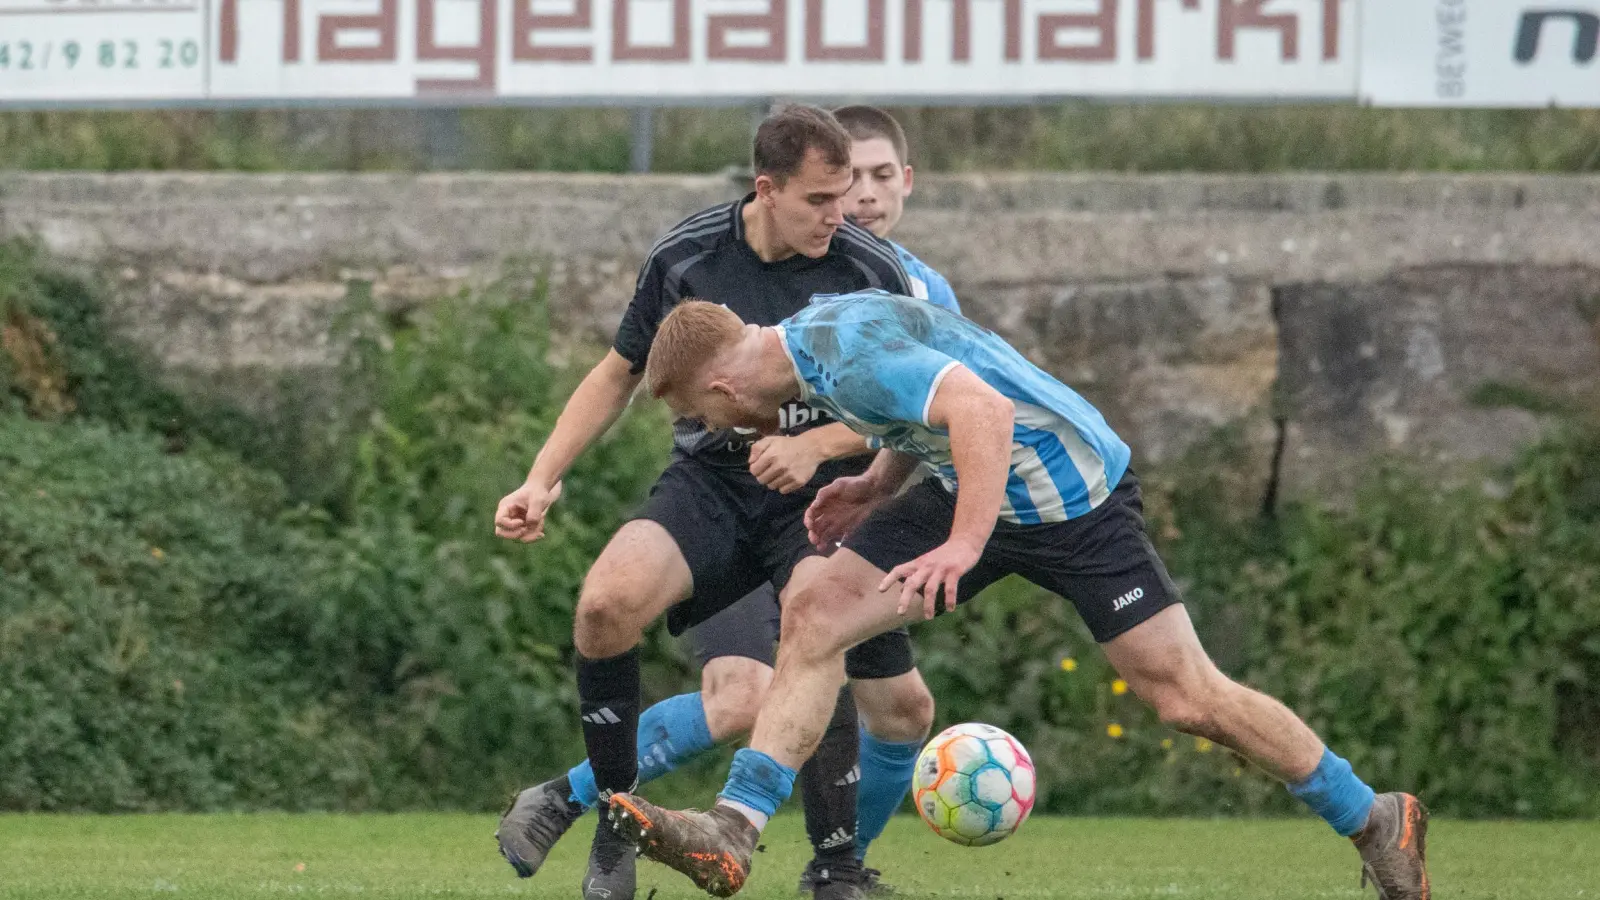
[5,105,1600,172]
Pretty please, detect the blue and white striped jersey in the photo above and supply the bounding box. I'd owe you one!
[892,242,961,315]
[778,291,1130,523]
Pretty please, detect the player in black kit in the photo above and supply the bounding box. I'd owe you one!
[493,106,936,900]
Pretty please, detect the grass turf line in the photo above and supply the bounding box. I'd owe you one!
[0,813,1594,899]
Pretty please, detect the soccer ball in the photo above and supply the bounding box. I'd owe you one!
[911,722,1036,846]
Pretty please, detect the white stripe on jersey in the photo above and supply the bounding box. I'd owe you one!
[1009,444,1064,519]
[1013,400,1112,510]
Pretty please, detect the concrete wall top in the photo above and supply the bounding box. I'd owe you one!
[4,172,1599,284]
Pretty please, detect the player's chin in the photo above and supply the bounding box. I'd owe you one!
[804,233,837,257]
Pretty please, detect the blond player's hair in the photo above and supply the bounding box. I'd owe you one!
[645,300,746,399]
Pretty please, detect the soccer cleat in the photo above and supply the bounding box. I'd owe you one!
[585,809,639,900]
[495,775,585,878]
[1353,792,1431,900]
[795,858,888,900]
[607,794,759,897]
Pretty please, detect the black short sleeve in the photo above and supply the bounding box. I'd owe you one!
[613,256,667,375]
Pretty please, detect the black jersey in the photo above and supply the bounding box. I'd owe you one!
[614,194,914,460]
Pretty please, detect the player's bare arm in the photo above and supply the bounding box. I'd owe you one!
[494,349,642,542]
[879,366,1012,619]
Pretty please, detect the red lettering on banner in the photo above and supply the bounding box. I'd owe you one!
[1038,0,1115,61]
[218,0,300,63]
[319,0,399,62]
[418,0,496,92]
[1136,0,1199,61]
[806,0,883,61]
[613,0,691,61]
[1218,0,1297,61]
[1322,0,1340,60]
[708,0,786,62]
[902,0,1022,63]
[218,0,237,61]
[513,0,594,62]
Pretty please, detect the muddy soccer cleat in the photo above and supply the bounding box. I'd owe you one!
[495,775,585,878]
[607,793,759,897]
[1353,792,1431,900]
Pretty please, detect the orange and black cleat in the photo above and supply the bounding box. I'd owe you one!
[1353,792,1431,900]
[607,793,759,898]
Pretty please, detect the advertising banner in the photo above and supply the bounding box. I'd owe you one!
[0,0,1356,105]
[1361,0,1600,107]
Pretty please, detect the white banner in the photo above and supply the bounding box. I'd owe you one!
[1361,0,1600,106]
[0,0,1356,104]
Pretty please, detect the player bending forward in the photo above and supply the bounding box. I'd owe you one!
[606,292,1432,900]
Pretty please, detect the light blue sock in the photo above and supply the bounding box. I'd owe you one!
[854,730,921,861]
[1288,748,1377,837]
[717,748,797,819]
[567,691,714,809]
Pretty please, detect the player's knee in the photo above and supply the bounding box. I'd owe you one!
[701,661,771,739]
[783,565,872,652]
[574,577,645,658]
[859,676,935,743]
[778,585,851,661]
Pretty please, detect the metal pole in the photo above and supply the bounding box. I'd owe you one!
[630,107,655,173]
[422,107,467,170]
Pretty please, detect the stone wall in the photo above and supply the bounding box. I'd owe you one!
[3,172,1598,506]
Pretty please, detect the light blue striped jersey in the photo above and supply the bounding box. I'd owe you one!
[892,242,961,314]
[778,291,1130,523]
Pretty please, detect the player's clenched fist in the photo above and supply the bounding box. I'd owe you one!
[749,434,825,494]
[495,480,563,542]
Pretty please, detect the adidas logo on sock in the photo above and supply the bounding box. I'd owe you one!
[582,708,622,725]
[819,827,855,850]
[834,765,861,787]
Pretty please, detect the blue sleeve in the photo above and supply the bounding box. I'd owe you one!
[895,244,962,314]
[921,267,962,314]
[825,317,961,428]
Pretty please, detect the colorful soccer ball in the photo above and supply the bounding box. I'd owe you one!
[911,722,1036,846]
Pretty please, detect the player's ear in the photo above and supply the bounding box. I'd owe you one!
[755,174,778,204]
[902,164,914,197]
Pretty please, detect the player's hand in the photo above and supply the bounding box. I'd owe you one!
[805,475,889,550]
[749,435,824,495]
[494,479,563,543]
[880,539,982,620]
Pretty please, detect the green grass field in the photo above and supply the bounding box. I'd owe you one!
[0,813,1594,899]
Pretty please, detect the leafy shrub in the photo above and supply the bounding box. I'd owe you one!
[0,416,391,810]
[3,239,1596,816]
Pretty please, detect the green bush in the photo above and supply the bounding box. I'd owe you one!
[913,432,1600,818]
[3,240,1597,815]
[291,273,682,806]
[0,245,682,810]
[0,416,391,810]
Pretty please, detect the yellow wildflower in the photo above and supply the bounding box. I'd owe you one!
[1106,723,1124,739]
[1060,658,1078,672]
[1111,679,1128,696]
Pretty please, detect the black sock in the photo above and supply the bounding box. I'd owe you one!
[576,648,642,805]
[799,685,860,863]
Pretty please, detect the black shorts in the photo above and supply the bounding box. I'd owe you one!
[632,454,819,636]
[843,470,1181,643]
[684,584,916,680]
